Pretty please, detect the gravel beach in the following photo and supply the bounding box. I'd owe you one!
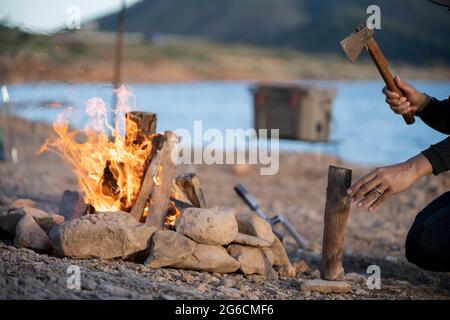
[1,114,449,300]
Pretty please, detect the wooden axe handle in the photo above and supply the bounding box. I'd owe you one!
[365,37,415,125]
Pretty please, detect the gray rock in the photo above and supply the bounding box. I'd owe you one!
[58,190,88,220]
[22,207,64,233]
[0,206,64,235]
[231,232,273,247]
[0,210,23,235]
[97,283,132,298]
[218,286,242,298]
[235,212,275,244]
[293,260,308,274]
[14,214,52,252]
[49,211,157,259]
[144,230,196,268]
[385,255,398,263]
[262,237,295,277]
[82,278,98,291]
[301,279,352,294]
[227,244,269,276]
[345,272,367,285]
[170,243,240,273]
[10,199,36,210]
[176,207,238,246]
[355,288,369,296]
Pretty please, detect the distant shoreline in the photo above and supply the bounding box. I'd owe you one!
[2,39,449,84]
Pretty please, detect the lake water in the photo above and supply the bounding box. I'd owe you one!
[3,80,449,166]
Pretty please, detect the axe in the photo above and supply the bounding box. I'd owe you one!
[340,23,415,125]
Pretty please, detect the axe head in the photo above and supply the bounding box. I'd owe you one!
[340,23,375,63]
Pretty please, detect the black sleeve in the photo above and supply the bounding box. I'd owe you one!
[421,137,450,175]
[416,96,450,135]
[417,96,450,175]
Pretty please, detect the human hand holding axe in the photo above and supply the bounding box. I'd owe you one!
[340,23,415,125]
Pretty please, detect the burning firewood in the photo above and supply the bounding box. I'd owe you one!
[164,200,182,230]
[125,112,157,146]
[31,94,304,279]
[130,131,180,227]
[98,112,159,214]
[172,173,207,208]
[43,104,184,229]
[101,160,121,198]
[129,134,164,221]
[146,131,180,228]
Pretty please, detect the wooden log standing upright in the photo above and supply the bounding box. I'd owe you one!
[320,166,352,281]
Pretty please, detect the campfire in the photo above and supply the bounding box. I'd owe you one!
[39,86,185,228]
[0,86,296,278]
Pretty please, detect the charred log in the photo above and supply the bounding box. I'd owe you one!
[172,173,206,208]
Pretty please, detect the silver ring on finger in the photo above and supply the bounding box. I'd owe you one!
[374,187,383,195]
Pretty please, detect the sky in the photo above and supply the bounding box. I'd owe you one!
[0,0,141,34]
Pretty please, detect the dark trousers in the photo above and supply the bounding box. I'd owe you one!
[405,192,450,272]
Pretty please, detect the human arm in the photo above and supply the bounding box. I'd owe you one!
[347,153,433,211]
[383,76,450,135]
[382,76,450,175]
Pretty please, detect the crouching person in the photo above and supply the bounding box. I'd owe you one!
[347,76,450,271]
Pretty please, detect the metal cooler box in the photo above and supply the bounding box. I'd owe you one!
[251,83,335,142]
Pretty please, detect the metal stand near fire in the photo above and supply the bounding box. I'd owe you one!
[234,183,308,249]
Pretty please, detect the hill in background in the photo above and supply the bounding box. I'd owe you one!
[96,0,450,65]
[1,19,449,83]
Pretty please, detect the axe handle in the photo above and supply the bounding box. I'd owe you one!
[365,38,415,125]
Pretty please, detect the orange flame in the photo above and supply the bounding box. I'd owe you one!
[164,201,181,229]
[40,85,153,212]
